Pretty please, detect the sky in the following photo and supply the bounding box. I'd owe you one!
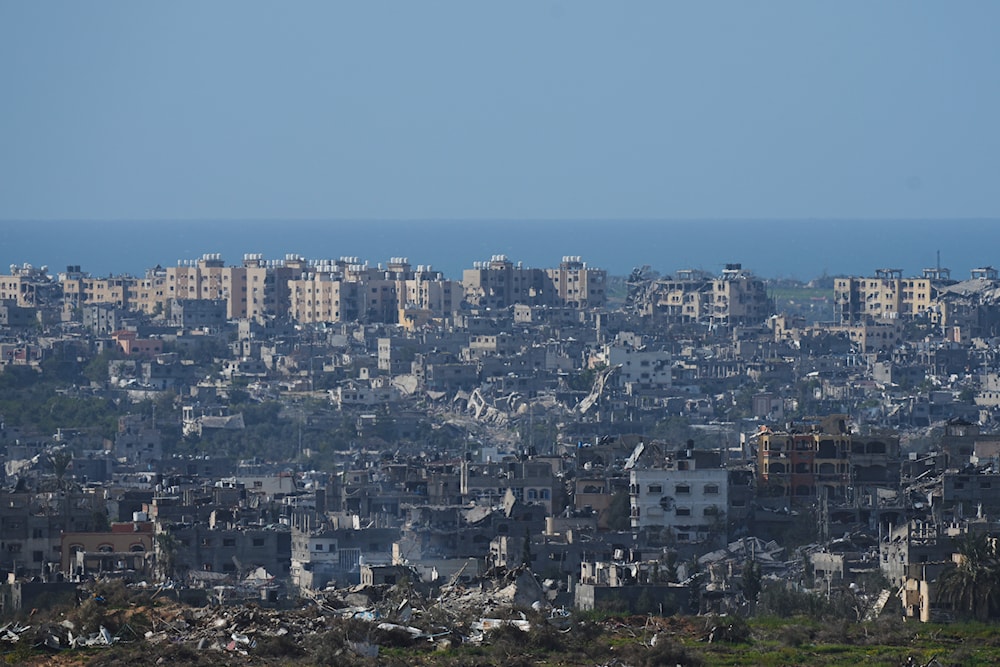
[1,2,998,223]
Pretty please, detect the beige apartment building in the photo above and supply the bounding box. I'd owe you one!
[834,268,938,324]
[288,269,355,324]
[398,262,461,315]
[132,265,168,315]
[462,255,607,310]
[0,263,57,307]
[60,268,135,314]
[166,253,249,319]
[710,263,771,326]
[241,253,308,322]
[288,257,464,325]
[644,268,711,322]
[640,264,770,326]
[463,255,542,309]
[545,256,606,308]
[30,252,602,326]
[136,253,311,322]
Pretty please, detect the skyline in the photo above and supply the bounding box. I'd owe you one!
[2,3,999,222]
[3,219,1000,283]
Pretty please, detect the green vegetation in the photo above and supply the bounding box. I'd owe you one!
[936,532,1000,621]
[605,489,631,531]
[768,281,834,324]
[18,608,1000,666]
[0,378,123,439]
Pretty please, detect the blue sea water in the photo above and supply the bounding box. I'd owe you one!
[1,219,998,282]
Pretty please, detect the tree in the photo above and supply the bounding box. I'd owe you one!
[605,490,632,531]
[521,528,533,568]
[82,348,122,384]
[155,532,180,582]
[663,551,679,584]
[49,449,73,490]
[936,532,1000,621]
[741,559,762,610]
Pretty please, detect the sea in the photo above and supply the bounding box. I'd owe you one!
[1,219,998,282]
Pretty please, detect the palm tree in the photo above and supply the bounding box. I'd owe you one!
[936,532,1000,621]
[741,558,763,613]
[154,531,179,582]
[49,449,73,490]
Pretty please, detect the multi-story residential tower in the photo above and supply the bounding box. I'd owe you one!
[462,255,606,310]
[757,416,899,505]
[1,264,58,308]
[834,268,950,324]
[636,264,770,326]
[463,255,542,310]
[544,256,606,308]
[166,254,250,320]
[628,449,729,545]
[60,269,135,314]
[710,263,771,326]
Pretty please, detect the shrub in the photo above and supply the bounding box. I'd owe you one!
[777,624,811,648]
[623,637,705,667]
[703,614,751,643]
[254,632,305,658]
[758,581,830,619]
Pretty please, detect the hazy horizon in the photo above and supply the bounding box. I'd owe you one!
[3,218,998,283]
[3,4,997,283]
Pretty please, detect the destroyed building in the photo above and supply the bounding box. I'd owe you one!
[757,415,900,506]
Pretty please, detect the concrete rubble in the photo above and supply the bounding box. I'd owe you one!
[0,621,31,644]
[2,565,557,658]
[140,603,336,656]
[1,619,121,652]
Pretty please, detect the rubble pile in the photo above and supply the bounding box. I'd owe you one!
[141,604,322,654]
[433,565,549,620]
[0,569,551,663]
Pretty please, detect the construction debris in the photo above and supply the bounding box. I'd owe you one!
[0,565,557,660]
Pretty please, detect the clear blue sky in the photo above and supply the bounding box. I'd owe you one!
[1,2,998,221]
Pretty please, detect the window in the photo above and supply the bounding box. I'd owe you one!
[704,484,719,494]
[647,484,662,494]
[223,538,236,547]
[676,507,691,516]
[252,538,265,547]
[675,484,690,495]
